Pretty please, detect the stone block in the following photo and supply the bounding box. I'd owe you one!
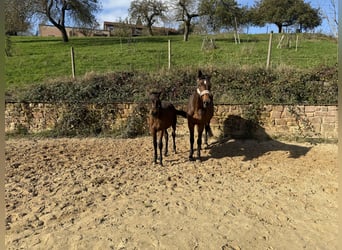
[321,106,328,112]
[270,111,282,119]
[273,105,285,112]
[304,106,316,112]
[328,106,337,112]
[327,111,337,117]
[323,117,337,124]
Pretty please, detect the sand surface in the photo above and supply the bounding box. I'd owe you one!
[5,136,338,249]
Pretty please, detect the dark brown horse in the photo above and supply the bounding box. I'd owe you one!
[186,70,214,161]
[149,91,186,165]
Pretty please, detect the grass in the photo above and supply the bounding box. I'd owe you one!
[5,33,337,88]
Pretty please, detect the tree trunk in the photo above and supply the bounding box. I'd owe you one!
[46,1,69,42]
[277,24,282,33]
[147,25,153,36]
[183,21,190,41]
[58,25,69,42]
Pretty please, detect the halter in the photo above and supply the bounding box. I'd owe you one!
[197,88,211,97]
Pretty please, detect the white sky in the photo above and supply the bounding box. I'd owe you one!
[97,0,337,35]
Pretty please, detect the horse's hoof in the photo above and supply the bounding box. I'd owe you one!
[196,158,202,163]
[189,156,195,161]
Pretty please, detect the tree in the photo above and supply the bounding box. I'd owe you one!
[296,2,322,32]
[251,0,321,33]
[199,0,247,33]
[31,0,101,42]
[5,0,31,35]
[129,0,168,36]
[198,0,219,32]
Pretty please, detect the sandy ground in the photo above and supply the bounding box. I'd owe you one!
[5,135,338,249]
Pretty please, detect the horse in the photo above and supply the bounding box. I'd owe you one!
[186,70,214,161]
[149,91,187,165]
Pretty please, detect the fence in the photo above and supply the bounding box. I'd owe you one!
[5,34,338,86]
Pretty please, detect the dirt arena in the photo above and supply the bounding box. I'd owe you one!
[5,136,338,249]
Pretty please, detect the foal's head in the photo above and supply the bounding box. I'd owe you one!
[196,70,212,108]
[150,91,162,116]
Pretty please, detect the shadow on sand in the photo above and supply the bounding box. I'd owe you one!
[206,115,312,161]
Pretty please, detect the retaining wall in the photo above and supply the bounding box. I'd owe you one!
[5,102,338,141]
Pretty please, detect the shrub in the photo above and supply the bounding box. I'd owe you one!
[54,104,103,137]
[8,65,337,105]
[119,104,149,138]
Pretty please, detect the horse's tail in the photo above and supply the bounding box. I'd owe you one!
[176,109,187,118]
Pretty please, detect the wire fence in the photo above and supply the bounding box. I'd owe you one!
[5,34,338,86]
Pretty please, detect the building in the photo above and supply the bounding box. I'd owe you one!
[103,21,178,36]
[39,22,178,38]
[39,24,109,37]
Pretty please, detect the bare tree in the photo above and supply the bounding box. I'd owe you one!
[31,0,101,42]
[129,0,168,36]
[322,0,338,37]
[173,0,199,41]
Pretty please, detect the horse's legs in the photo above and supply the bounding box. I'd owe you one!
[197,124,205,161]
[188,122,195,161]
[204,123,212,147]
[204,124,208,146]
[164,129,169,156]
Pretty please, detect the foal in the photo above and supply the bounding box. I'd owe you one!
[186,70,214,161]
[149,91,186,165]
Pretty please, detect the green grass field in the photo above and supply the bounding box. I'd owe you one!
[5,33,337,88]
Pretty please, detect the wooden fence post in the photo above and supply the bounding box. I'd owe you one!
[168,40,171,70]
[266,31,273,69]
[71,47,76,79]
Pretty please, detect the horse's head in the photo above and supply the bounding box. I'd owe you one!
[150,91,162,116]
[196,70,212,108]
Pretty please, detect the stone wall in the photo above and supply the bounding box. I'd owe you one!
[5,102,338,141]
[210,104,338,141]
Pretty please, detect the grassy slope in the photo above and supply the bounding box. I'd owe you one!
[5,33,337,88]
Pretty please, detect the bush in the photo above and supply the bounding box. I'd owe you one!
[54,104,103,137]
[7,65,337,105]
[120,104,149,138]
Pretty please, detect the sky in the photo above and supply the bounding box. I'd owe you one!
[96,0,338,36]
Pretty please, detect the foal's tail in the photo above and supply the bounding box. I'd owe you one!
[176,109,187,118]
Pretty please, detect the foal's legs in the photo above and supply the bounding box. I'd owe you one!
[158,130,164,165]
[171,124,176,153]
[152,130,158,164]
[188,122,195,161]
